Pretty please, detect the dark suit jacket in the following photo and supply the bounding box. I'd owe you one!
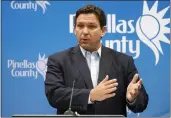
[45,45,148,116]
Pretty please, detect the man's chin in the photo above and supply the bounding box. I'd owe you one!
[80,44,91,51]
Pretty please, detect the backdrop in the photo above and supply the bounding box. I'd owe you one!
[2,0,170,117]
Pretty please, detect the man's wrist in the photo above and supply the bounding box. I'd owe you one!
[88,94,93,104]
[126,98,136,105]
[90,89,95,102]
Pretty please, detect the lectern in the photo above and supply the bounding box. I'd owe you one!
[12,114,124,118]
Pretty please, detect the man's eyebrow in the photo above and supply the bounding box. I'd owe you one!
[77,22,97,24]
[88,23,97,25]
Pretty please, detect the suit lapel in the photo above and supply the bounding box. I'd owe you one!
[71,46,94,89]
[98,46,113,83]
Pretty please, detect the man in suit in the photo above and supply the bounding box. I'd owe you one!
[45,4,148,116]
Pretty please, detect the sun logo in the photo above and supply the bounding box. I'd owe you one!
[36,0,50,14]
[136,1,170,65]
[36,53,48,81]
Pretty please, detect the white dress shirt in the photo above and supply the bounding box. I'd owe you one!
[80,46,101,104]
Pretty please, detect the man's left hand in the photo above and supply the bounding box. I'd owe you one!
[126,74,142,103]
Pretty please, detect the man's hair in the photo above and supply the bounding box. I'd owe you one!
[74,4,106,29]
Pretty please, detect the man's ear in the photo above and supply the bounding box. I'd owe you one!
[74,24,76,35]
[74,29,76,35]
[101,26,106,37]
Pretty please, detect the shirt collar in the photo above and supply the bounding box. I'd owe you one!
[80,46,101,57]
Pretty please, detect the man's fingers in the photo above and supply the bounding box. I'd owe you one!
[105,87,117,94]
[134,85,139,91]
[130,89,137,96]
[137,79,142,90]
[100,75,109,84]
[130,91,135,96]
[137,79,142,85]
[130,85,139,96]
[105,83,118,89]
[104,79,117,86]
[131,74,139,84]
[106,83,115,89]
[138,85,141,90]
[105,93,116,99]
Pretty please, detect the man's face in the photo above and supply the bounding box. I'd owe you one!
[74,13,106,52]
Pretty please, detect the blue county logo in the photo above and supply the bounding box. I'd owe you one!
[136,1,170,65]
[36,1,50,14]
[69,1,170,66]
[36,54,48,80]
[10,0,50,14]
[7,53,48,80]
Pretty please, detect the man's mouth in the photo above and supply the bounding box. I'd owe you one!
[80,38,89,43]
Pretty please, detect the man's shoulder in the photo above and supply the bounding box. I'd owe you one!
[105,47,134,68]
[105,46,131,59]
[48,46,75,59]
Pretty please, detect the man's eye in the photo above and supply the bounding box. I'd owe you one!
[77,24,83,28]
[88,25,96,29]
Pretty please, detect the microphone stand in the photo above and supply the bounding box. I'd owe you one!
[64,80,76,115]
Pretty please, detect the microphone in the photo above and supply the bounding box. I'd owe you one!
[64,80,76,115]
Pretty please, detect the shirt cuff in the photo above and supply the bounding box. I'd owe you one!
[88,93,93,104]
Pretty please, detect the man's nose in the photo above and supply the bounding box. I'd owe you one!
[82,27,89,34]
